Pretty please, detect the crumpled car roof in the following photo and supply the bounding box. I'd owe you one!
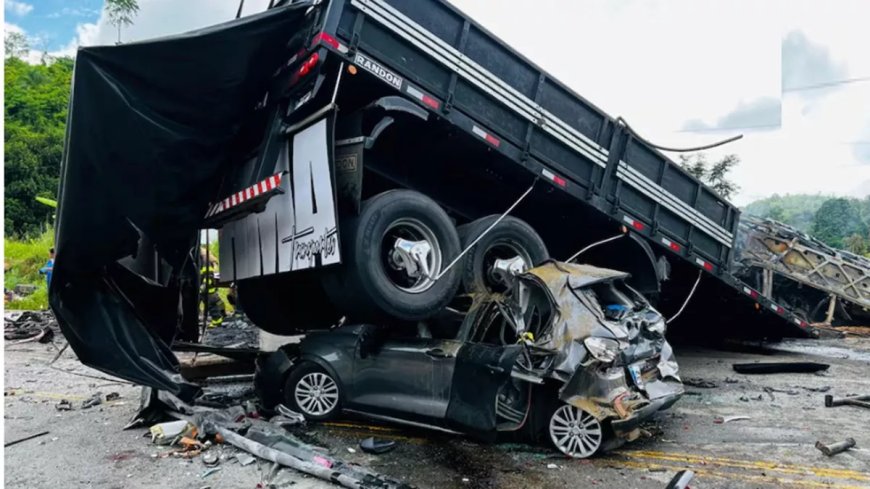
[524,261,629,291]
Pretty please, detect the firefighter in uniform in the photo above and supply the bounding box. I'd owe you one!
[200,249,226,328]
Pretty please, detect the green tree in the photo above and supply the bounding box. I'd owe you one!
[4,32,29,59]
[844,234,868,255]
[811,198,867,249]
[4,56,74,237]
[678,153,740,200]
[105,0,140,44]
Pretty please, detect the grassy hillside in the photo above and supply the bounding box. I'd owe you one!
[742,194,834,232]
[4,228,54,310]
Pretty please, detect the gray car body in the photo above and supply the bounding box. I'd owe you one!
[286,261,684,441]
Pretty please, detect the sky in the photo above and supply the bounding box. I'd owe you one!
[4,0,870,205]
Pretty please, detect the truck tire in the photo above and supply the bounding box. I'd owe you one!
[324,190,462,321]
[457,215,548,293]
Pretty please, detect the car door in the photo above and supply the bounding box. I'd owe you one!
[349,325,462,421]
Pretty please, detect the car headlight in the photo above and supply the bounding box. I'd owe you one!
[584,337,620,363]
[646,318,666,335]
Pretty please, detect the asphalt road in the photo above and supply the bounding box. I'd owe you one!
[5,332,870,488]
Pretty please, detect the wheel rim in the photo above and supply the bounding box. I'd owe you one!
[294,372,339,417]
[483,240,532,291]
[549,405,602,458]
[382,218,443,294]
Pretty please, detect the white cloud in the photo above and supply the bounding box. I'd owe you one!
[47,7,100,19]
[5,0,33,16]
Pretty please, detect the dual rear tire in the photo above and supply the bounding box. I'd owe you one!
[241,189,549,330]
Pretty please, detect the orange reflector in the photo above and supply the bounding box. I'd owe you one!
[348,65,357,75]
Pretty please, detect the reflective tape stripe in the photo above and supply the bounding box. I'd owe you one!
[205,173,283,219]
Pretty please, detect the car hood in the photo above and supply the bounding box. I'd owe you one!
[513,261,672,380]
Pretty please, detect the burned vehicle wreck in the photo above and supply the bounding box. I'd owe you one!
[258,262,683,458]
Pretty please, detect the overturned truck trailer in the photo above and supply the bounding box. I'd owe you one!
[52,0,813,397]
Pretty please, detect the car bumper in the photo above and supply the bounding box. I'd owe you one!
[611,381,683,436]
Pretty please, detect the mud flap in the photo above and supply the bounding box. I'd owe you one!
[444,344,523,440]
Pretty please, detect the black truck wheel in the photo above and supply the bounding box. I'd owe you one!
[324,190,462,321]
[457,215,549,293]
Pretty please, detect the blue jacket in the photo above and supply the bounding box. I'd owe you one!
[39,258,54,287]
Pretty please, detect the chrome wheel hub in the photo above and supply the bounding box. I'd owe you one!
[294,372,339,417]
[382,218,443,294]
[549,405,603,458]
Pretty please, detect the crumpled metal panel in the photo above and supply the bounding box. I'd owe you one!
[736,216,870,310]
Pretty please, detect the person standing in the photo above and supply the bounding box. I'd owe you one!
[39,248,55,289]
[200,249,226,328]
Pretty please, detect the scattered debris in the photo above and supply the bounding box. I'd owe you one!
[546,463,559,469]
[4,310,60,343]
[150,420,194,445]
[815,438,856,457]
[5,430,50,448]
[202,452,220,466]
[724,377,739,384]
[824,394,870,409]
[81,392,103,409]
[682,378,717,389]
[55,399,72,411]
[106,392,121,401]
[732,362,829,374]
[201,467,222,478]
[346,447,357,454]
[713,415,750,424]
[359,437,397,455]
[236,453,257,466]
[666,470,695,489]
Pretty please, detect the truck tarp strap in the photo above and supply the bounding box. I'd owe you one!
[50,2,315,398]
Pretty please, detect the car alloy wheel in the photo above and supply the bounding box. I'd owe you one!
[549,404,603,458]
[294,372,339,417]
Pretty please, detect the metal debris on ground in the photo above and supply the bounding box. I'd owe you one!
[682,378,717,389]
[815,438,857,456]
[81,392,103,409]
[824,394,870,409]
[201,467,222,478]
[150,420,195,445]
[4,310,60,343]
[236,453,257,466]
[359,437,397,455]
[202,452,220,466]
[106,392,121,401]
[5,430,50,448]
[666,470,695,489]
[200,312,259,348]
[732,362,829,374]
[55,399,72,411]
[713,415,751,424]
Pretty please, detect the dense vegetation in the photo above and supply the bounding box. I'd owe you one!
[743,194,870,254]
[4,55,73,237]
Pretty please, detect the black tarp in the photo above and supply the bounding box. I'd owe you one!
[50,2,316,398]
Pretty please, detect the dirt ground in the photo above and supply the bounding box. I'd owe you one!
[4,332,870,488]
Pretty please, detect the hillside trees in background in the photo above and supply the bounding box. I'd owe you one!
[4,55,74,237]
[810,198,867,250]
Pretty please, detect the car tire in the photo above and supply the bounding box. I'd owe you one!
[284,362,342,421]
[456,215,549,294]
[547,403,604,459]
[323,190,462,321]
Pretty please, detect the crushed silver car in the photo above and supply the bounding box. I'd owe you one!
[258,261,683,458]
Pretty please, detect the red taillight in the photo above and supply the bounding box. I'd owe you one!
[299,52,320,76]
[311,32,339,49]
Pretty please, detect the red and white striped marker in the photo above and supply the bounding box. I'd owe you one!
[770,304,784,314]
[622,215,645,231]
[694,257,714,272]
[311,32,348,54]
[793,318,806,327]
[405,85,440,110]
[742,286,759,299]
[661,236,681,252]
[205,173,283,219]
[541,168,567,188]
[472,125,500,147]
